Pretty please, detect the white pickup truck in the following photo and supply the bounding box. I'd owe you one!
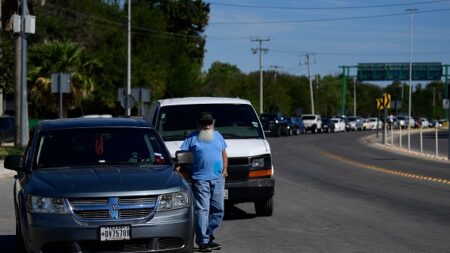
[301,114,322,133]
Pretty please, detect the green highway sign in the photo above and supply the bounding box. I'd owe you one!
[357,62,443,81]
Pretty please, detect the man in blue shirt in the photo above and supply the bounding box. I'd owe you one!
[180,112,228,252]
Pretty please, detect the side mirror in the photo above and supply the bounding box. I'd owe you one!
[4,155,25,171]
[175,151,193,165]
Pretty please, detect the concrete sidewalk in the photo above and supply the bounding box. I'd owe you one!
[0,161,16,179]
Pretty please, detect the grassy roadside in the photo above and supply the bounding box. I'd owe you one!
[0,145,25,160]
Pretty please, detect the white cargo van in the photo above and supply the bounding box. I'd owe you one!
[147,97,275,216]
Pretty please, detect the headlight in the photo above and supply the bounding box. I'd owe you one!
[251,157,265,168]
[157,191,190,211]
[28,195,69,214]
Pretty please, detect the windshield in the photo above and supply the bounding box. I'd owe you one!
[157,104,264,141]
[34,128,170,168]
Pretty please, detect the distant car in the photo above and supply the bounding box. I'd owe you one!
[330,117,346,132]
[285,116,305,135]
[419,117,430,128]
[301,114,322,133]
[260,113,289,137]
[321,118,335,133]
[394,115,407,129]
[367,117,382,130]
[430,119,441,128]
[0,115,15,143]
[5,117,195,253]
[346,116,363,131]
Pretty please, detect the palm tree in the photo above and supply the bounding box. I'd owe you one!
[29,40,102,118]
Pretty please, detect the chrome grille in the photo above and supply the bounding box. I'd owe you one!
[74,210,109,220]
[68,196,156,221]
[120,208,152,219]
[120,196,157,204]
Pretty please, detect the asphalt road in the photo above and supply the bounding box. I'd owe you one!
[217,131,450,253]
[0,131,449,253]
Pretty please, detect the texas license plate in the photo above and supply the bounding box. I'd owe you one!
[100,225,130,241]
[224,189,228,200]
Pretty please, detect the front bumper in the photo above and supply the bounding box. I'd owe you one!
[25,207,194,253]
[225,178,275,204]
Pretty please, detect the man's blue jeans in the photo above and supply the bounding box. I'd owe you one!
[191,177,225,245]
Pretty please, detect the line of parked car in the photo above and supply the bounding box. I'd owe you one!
[259,113,447,138]
[259,113,385,137]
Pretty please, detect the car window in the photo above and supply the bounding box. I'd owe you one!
[34,128,170,168]
[157,104,264,141]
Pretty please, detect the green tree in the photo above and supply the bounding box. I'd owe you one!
[28,40,102,117]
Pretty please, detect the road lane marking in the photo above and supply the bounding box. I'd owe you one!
[322,151,450,186]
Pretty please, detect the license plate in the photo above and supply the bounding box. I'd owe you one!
[224,189,228,200]
[100,225,130,241]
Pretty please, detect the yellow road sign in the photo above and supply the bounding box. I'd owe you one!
[383,93,391,109]
[376,98,384,110]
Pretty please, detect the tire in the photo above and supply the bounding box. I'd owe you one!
[275,127,281,137]
[255,198,273,217]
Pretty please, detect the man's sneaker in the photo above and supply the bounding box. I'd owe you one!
[198,244,212,252]
[208,241,222,250]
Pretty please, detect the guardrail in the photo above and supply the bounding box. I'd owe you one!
[384,125,448,161]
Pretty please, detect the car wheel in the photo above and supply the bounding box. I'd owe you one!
[275,127,281,137]
[255,198,273,217]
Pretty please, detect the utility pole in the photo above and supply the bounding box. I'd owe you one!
[20,0,29,146]
[126,0,131,116]
[270,65,283,82]
[305,54,315,115]
[251,37,270,114]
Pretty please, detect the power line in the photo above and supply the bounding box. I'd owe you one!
[210,8,450,25]
[270,50,450,57]
[40,4,203,40]
[208,0,450,10]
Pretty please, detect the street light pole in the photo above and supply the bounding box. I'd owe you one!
[406,8,417,151]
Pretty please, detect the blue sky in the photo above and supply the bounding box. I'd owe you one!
[202,0,450,80]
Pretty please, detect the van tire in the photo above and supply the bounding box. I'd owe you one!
[255,198,273,216]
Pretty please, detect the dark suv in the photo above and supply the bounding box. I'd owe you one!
[5,117,194,253]
[259,113,288,137]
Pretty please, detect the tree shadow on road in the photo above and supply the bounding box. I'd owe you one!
[223,204,256,220]
[0,234,17,253]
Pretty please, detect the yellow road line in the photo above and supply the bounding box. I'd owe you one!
[322,151,450,185]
